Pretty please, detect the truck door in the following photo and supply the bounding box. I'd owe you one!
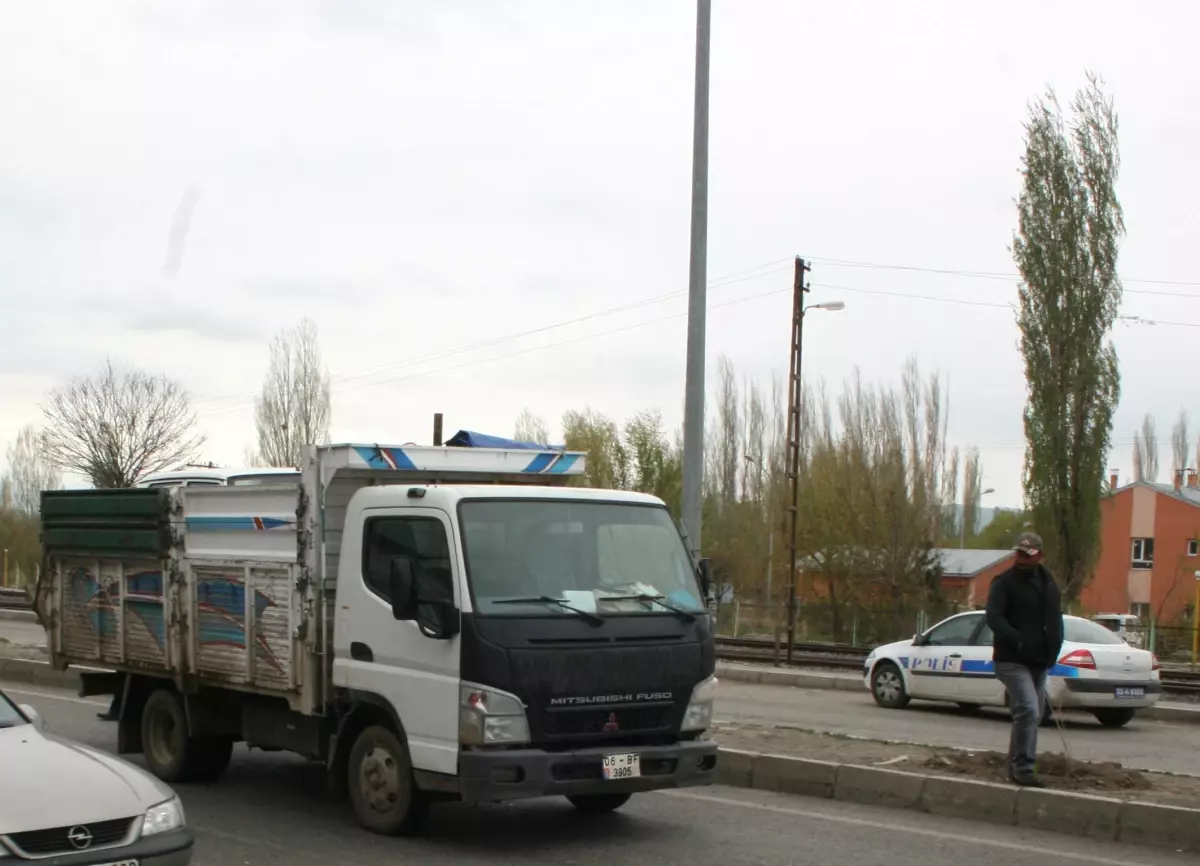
[337,507,462,776]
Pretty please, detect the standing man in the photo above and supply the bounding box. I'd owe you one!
[985,531,1064,788]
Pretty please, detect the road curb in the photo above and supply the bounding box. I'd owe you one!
[714,747,1200,854]
[0,656,108,690]
[714,660,1200,724]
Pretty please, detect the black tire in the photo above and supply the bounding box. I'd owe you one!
[870,662,910,709]
[141,689,234,783]
[956,703,982,714]
[567,793,633,813]
[347,725,430,836]
[1094,707,1136,728]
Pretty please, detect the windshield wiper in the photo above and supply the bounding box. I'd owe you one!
[598,594,697,623]
[492,596,604,627]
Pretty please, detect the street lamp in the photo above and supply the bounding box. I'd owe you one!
[783,289,845,667]
[960,488,995,549]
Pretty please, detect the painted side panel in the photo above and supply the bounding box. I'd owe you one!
[188,563,297,692]
[57,558,170,671]
[181,486,302,562]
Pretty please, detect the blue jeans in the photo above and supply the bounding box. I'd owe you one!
[994,662,1047,777]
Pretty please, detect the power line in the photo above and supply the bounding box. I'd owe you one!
[809,256,1200,297]
[191,258,792,409]
[199,282,796,419]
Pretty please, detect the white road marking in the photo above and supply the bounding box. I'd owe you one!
[662,790,1177,866]
[3,687,107,707]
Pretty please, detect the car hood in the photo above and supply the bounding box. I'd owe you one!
[0,725,173,835]
[870,639,916,658]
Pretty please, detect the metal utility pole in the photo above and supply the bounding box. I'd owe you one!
[783,258,809,665]
[681,0,712,560]
[783,258,845,665]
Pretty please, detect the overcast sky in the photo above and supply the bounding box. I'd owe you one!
[3,0,1199,507]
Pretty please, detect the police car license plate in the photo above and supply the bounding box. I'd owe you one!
[1114,686,1145,699]
[602,752,641,780]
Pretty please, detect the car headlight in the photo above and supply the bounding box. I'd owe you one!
[459,683,530,746]
[141,796,186,837]
[681,674,718,733]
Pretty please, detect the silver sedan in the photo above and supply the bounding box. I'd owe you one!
[0,688,194,864]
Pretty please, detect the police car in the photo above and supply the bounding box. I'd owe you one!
[862,610,1162,727]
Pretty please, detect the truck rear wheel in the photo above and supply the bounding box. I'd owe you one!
[566,793,632,813]
[347,725,429,835]
[141,688,233,783]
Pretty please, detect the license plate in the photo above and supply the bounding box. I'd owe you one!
[1114,686,1145,699]
[95,861,137,866]
[602,752,641,780]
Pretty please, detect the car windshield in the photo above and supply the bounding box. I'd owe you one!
[459,499,705,617]
[1065,618,1128,646]
[0,692,29,728]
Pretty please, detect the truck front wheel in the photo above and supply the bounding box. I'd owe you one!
[347,725,429,835]
[566,793,632,813]
[141,688,233,783]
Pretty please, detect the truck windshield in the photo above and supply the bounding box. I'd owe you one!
[459,499,705,617]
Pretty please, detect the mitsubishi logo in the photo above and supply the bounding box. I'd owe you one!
[67,826,93,850]
[602,713,619,732]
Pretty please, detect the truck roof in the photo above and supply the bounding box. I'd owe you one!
[350,484,666,507]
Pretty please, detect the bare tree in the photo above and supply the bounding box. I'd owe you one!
[254,318,332,468]
[42,360,205,488]
[3,426,61,513]
[1140,414,1158,481]
[1172,410,1189,474]
[513,408,552,445]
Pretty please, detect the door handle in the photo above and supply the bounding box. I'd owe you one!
[350,641,374,662]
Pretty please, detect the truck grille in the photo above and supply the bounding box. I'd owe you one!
[6,817,135,856]
[543,705,674,737]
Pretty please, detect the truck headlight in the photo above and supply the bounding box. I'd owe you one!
[459,683,530,746]
[681,674,718,732]
[141,796,186,837]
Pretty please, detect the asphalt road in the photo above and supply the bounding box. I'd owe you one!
[716,681,1200,774]
[2,681,1193,866]
[0,617,45,647]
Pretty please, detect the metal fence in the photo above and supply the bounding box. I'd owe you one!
[713,599,960,648]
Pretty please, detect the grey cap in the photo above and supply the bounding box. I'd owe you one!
[1013,531,1043,556]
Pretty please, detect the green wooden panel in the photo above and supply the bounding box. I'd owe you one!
[41,489,172,557]
[42,526,169,556]
[41,489,168,522]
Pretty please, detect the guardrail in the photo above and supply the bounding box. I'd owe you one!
[715,635,1200,697]
[0,588,32,611]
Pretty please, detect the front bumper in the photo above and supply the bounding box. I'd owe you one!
[1054,678,1163,709]
[0,828,193,866]
[458,739,719,804]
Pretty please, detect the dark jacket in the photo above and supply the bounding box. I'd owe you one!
[985,564,1064,667]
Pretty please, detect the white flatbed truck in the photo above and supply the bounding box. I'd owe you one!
[36,438,719,834]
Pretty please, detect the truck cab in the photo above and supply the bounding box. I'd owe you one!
[332,484,717,830]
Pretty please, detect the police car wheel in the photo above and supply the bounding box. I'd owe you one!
[871,662,909,709]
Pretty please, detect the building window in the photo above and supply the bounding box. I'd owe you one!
[1189,540,1199,557]
[1131,538,1154,569]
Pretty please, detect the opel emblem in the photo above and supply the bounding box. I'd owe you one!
[67,826,93,850]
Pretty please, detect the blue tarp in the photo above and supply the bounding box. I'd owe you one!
[445,430,565,451]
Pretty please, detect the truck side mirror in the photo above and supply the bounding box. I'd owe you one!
[697,557,714,602]
[415,565,459,640]
[389,557,418,621]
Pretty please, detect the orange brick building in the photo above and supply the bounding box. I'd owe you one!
[1085,469,1200,622]
[937,549,1016,608]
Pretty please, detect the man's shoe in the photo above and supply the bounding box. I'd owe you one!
[1012,773,1046,788]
